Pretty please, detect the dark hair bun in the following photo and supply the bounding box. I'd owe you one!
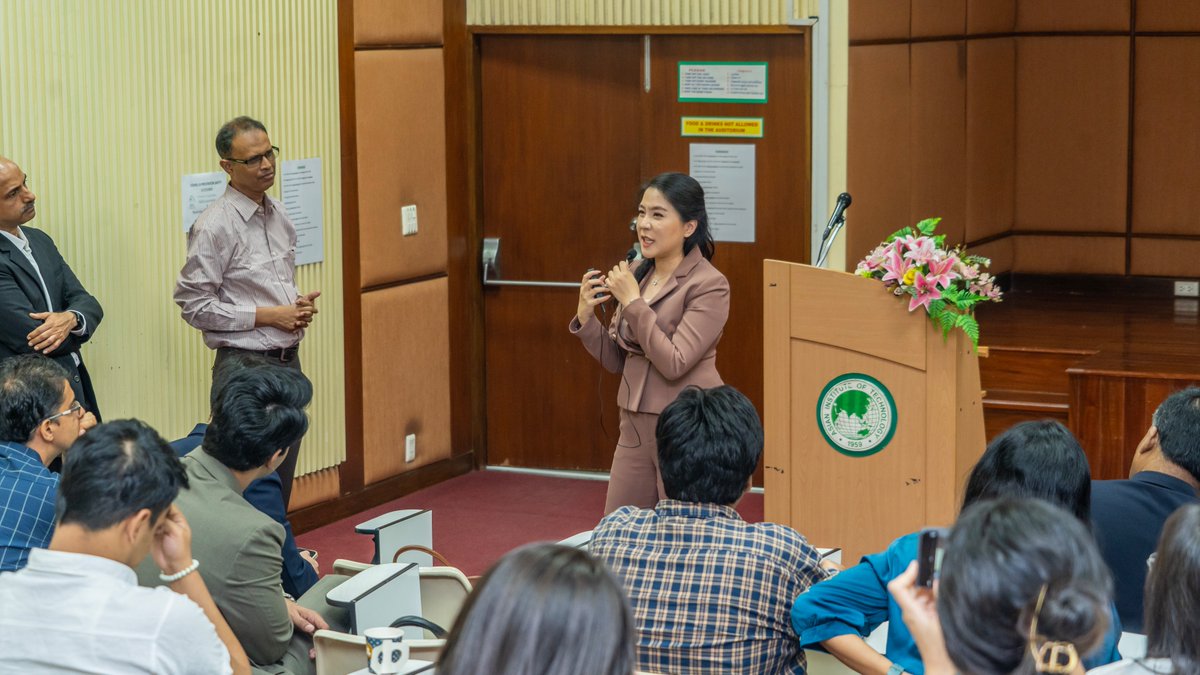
[1023,585,1108,647]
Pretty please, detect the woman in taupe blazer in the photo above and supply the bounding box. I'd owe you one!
[571,173,730,514]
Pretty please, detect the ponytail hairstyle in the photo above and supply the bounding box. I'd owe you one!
[633,172,716,284]
[1144,503,1200,673]
[938,498,1112,675]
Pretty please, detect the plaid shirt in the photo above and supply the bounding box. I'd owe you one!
[592,500,828,675]
[0,441,58,572]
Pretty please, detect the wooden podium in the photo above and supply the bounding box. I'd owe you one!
[763,260,986,562]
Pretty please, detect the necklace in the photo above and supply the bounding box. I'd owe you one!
[651,276,664,287]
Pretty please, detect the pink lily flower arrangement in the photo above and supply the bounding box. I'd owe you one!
[854,218,1002,345]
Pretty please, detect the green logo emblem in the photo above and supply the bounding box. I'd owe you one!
[816,373,897,457]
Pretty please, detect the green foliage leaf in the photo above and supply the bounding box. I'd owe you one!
[956,314,980,345]
[916,218,941,235]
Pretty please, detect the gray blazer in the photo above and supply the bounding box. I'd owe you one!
[136,448,293,670]
[571,246,729,414]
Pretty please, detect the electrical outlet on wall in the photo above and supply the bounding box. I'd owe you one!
[1174,281,1200,297]
[401,205,418,236]
[405,433,417,463]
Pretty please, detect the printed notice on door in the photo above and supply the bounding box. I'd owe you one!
[678,62,768,103]
[689,143,756,243]
[281,158,325,266]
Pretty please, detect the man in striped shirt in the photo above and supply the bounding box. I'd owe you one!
[591,385,835,674]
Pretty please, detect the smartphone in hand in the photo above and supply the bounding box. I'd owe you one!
[916,528,947,588]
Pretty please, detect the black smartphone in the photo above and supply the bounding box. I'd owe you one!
[916,527,947,588]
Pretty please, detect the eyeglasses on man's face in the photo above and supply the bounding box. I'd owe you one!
[225,145,280,169]
[44,400,84,423]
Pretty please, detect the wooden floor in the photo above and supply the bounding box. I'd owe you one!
[977,290,1200,479]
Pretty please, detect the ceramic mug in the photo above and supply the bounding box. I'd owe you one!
[364,626,409,674]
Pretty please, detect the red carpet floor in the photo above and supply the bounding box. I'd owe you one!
[296,470,764,577]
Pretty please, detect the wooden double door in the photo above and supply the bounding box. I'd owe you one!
[479,32,811,479]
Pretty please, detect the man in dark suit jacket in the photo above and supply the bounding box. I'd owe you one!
[1092,386,1200,632]
[0,158,103,417]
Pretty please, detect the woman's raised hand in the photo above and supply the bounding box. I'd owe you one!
[606,261,640,307]
[576,269,609,326]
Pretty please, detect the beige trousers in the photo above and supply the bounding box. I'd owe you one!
[604,408,667,514]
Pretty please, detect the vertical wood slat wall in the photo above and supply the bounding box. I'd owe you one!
[467,0,813,25]
[0,1,346,482]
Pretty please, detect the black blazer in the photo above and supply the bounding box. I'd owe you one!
[0,226,103,411]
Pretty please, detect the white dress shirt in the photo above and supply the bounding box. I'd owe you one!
[0,548,231,675]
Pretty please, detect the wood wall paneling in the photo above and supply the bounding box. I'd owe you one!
[911,0,966,38]
[361,278,453,484]
[849,0,910,42]
[910,41,967,246]
[1013,0,1131,32]
[1012,235,1126,275]
[442,0,486,468]
[965,38,1015,243]
[966,0,1015,34]
[1130,239,1200,278]
[847,44,911,261]
[355,0,443,46]
[970,236,1013,273]
[644,35,811,436]
[1132,38,1200,237]
[1014,37,1129,234]
[355,49,450,287]
[1137,1,1200,32]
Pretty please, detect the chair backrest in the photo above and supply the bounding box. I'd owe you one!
[314,628,365,675]
[314,629,443,675]
[418,566,473,638]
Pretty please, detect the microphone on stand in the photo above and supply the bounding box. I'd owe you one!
[816,192,852,269]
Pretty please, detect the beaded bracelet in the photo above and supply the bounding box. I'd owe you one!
[159,558,200,583]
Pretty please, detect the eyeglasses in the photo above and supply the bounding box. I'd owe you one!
[44,400,84,423]
[224,146,280,168]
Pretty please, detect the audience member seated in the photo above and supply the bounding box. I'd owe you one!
[1091,503,1200,674]
[0,419,249,675]
[0,354,91,571]
[890,498,1113,675]
[1091,387,1200,632]
[438,542,636,675]
[792,420,1122,675]
[171,352,319,598]
[135,363,348,675]
[591,385,833,674]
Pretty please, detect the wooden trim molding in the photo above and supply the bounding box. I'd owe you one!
[338,0,366,494]
[469,25,807,36]
[291,453,474,534]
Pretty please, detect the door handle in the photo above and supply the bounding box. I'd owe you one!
[481,237,580,289]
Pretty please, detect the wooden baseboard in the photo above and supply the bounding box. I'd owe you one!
[290,452,475,534]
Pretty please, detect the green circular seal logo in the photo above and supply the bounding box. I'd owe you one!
[816,373,898,457]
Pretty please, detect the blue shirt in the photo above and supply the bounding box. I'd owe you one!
[791,532,1123,674]
[0,441,58,572]
[170,424,317,597]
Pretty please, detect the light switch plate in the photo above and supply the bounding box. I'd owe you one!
[401,204,418,236]
[405,433,416,463]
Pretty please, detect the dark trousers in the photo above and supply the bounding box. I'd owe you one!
[212,347,304,509]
